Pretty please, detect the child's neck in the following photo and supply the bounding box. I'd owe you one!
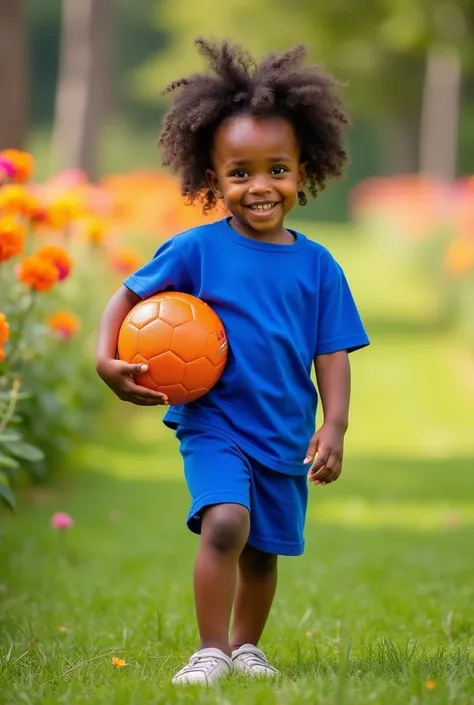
[229,217,295,245]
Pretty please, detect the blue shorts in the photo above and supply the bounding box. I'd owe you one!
[175,427,308,556]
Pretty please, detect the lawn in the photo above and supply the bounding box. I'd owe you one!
[1,224,473,704]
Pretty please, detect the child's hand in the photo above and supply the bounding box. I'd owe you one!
[304,422,344,486]
[96,359,169,406]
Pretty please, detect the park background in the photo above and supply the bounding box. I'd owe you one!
[0,2,473,703]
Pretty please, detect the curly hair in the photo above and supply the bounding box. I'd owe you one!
[158,38,349,212]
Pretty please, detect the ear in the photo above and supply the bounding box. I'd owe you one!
[297,162,307,190]
[206,169,224,199]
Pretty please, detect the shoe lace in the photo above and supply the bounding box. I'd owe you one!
[187,655,220,674]
[239,650,276,671]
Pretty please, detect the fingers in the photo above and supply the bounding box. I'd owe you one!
[119,362,169,405]
[126,395,167,406]
[129,382,169,403]
[304,436,318,465]
[309,455,342,486]
[125,361,150,376]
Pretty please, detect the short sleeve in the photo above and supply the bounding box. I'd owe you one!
[123,238,192,299]
[315,266,369,356]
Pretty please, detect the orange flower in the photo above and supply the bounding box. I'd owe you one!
[425,680,437,690]
[82,216,109,246]
[17,254,59,292]
[109,246,141,275]
[36,244,72,281]
[444,238,474,276]
[26,194,49,225]
[111,656,127,668]
[0,216,26,261]
[0,184,32,215]
[0,149,34,183]
[46,311,80,340]
[0,313,9,346]
[0,348,5,363]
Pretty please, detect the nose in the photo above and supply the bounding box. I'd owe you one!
[248,175,272,195]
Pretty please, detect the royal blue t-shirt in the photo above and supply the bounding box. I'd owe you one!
[124,217,369,475]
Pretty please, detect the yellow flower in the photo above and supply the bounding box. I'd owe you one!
[46,311,80,340]
[0,313,10,346]
[0,149,34,183]
[26,194,49,225]
[17,254,59,292]
[47,193,83,230]
[0,184,32,215]
[425,680,437,690]
[0,216,26,261]
[111,656,127,668]
[82,216,109,246]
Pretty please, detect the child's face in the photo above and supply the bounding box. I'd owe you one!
[208,116,306,239]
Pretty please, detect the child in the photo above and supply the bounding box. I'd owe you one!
[96,38,369,685]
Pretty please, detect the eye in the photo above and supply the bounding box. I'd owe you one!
[230,169,250,178]
[271,166,288,176]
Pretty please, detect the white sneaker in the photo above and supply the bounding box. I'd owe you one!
[232,644,280,678]
[172,647,233,686]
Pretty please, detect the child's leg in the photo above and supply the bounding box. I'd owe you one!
[230,544,277,650]
[194,503,250,655]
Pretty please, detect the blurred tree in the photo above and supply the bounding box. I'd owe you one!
[52,0,114,179]
[0,0,29,149]
[134,0,474,178]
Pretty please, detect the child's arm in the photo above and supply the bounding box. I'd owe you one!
[304,350,350,485]
[95,285,168,406]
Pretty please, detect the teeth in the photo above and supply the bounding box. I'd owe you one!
[251,203,275,211]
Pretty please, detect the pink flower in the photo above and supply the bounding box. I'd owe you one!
[51,512,74,530]
[0,158,15,182]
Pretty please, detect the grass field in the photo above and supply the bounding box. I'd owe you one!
[1,224,473,704]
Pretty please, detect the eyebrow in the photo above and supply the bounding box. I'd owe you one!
[226,156,292,167]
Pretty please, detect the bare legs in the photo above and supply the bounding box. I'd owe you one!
[193,504,278,655]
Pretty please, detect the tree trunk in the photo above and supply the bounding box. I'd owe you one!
[382,115,419,175]
[0,0,28,150]
[419,44,461,181]
[52,0,113,180]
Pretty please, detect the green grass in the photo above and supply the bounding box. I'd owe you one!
[1,224,474,704]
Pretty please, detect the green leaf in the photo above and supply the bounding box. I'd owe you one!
[0,473,15,510]
[0,431,22,444]
[2,442,45,463]
[0,453,20,470]
[8,415,23,424]
[0,391,32,401]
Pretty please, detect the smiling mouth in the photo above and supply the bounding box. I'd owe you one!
[246,202,280,213]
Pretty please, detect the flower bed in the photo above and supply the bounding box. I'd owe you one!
[0,151,222,510]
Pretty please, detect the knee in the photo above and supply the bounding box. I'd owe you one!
[202,504,250,553]
[240,545,277,577]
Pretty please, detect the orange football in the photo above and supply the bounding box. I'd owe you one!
[117,292,228,404]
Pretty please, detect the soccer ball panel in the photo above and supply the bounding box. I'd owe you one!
[182,357,216,392]
[158,383,188,405]
[172,320,210,362]
[129,301,160,329]
[149,351,185,385]
[159,298,193,327]
[137,319,173,357]
[117,324,140,362]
